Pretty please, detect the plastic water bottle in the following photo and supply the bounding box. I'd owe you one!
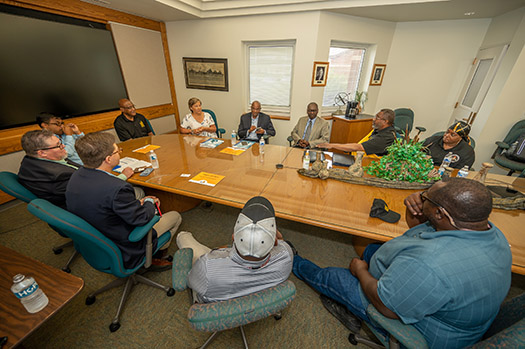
[259,137,265,154]
[438,152,453,176]
[231,130,237,143]
[148,150,159,169]
[302,150,310,170]
[11,274,49,313]
[457,165,469,178]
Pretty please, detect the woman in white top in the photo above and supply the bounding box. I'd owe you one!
[180,97,217,138]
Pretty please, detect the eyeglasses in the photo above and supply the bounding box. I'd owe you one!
[420,190,459,228]
[110,147,123,156]
[37,140,64,151]
[48,122,64,126]
[122,105,135,110]
[373,115,386,121]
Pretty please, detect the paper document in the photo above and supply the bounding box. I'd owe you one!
[200,138,224,148]
[232,141,255,150]
[132,144,161,154]
[113,157,151,173]
[189,172,225,187]
[220,147,245,156]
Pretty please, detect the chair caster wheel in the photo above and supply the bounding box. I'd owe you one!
[167,255,173,262]
[109,322,120,332]
[62,267,71,273]
[53,248,63,255]
[167,288,175,297]
[274,314,282,320]
[348,333,358,345]
[85,296,96,305]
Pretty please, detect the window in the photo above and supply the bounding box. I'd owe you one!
[246,41,295,115]
[322,44,366,108]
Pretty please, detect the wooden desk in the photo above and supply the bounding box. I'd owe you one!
[0,244,84,348]
[329,114,373,145]
[122,134,525,274]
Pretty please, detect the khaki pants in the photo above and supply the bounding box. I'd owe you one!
[153,211,182,250]
[176,231,211,264]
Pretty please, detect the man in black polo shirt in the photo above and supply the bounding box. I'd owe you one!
[319,108,396,157]
[113,98,154,142]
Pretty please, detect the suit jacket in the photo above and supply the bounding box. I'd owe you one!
[237,112,276,140]
[18,156,79,209]
[66,167,158,269]
[291,116,330,148]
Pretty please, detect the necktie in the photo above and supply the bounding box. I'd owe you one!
[304,120,312,141]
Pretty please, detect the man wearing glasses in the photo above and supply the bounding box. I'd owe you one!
[292,178,511,348]
[18,130,134,209]
[318,108,396,157]
[114,98,154,142]
[36,112,84,165]
[237,101,276,142]
[66,132,181,269]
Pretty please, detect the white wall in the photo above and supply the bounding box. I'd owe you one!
[166,11,396,146]
[375,19,490,138]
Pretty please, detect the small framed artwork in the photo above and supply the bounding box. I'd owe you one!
[312,61,329,87]
[183,57,229,91]
[370,64,386,86]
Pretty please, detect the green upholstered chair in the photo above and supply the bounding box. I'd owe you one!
[348,292,525,349]
[0,171,78,273]
[492,119,525,176]
[27,198,175,332]
[394,108,414,137]
[144,117,155,135]
[203,109,226,138]
[172,248,296,348]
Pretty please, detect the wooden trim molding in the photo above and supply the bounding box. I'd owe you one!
[269,115,290,120]
[0,104,176,156]
[160,22,181,128]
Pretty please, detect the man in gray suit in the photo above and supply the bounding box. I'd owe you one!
[290,102,330,148]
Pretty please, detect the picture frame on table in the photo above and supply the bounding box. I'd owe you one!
[311,61,329,87]
[370,64,386,86]
[183,57,229,91]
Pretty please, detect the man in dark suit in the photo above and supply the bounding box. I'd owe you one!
[66,132,181,269]
[237,101,276,141]
[18,130,80,208]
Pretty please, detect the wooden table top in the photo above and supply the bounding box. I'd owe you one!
[121,134,525,274]
[0,244,84,348]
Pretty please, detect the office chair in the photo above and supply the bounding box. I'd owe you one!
[203,109,226,138]
[393,108,414,137]
[172,248,296,348]
[492,119,525,175]
[348,292,525,349]
[429,131,476,149]
[144,117,156,135]
[0,171,78,272]
[27,198,175,332]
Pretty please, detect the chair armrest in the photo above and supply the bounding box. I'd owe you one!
[495,141,510,149]
[172,248,193,292]
[218,128,226,137]
[128,215,160,242]
[367,304,428,349]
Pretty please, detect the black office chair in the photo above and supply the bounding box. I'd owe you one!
[203,109,226,138]
[492,120,525,176]
[0,171,78,272]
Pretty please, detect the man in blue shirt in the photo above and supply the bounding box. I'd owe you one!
[37,112,84,165]
[237,101,276,141]
[293,178,512,348]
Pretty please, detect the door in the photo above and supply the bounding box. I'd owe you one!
[451,44,508,125]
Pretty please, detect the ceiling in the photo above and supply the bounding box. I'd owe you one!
[81,0,525,23]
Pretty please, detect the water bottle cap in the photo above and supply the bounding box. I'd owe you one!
[13,274,25,283]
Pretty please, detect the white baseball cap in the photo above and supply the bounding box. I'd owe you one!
[234,196,277,258]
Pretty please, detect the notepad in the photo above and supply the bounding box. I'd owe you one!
[132,145,161,154]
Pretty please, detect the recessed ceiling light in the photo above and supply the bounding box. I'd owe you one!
[464,12,475,16]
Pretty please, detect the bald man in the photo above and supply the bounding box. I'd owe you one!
[113,99,153,142]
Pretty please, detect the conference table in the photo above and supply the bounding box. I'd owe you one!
[0,244,84,348]
[121,134,525,274]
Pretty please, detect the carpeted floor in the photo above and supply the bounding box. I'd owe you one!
[1,200,523,348]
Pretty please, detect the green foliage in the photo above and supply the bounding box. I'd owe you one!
[364,139,438,182]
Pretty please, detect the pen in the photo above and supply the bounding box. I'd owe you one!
[155,201,162,216]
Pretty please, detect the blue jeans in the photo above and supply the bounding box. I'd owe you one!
[292,243,382,324]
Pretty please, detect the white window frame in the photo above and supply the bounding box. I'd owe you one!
[321,41,371,116]
[244,40,296,117]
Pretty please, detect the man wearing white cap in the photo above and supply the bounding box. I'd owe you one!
[176,196,294,303]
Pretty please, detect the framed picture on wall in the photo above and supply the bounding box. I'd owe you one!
[311,61,329,87]
[370,64,386,86]
[183,57,229,91]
